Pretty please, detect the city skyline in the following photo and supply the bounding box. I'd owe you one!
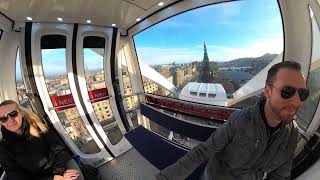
[16,51,278,81]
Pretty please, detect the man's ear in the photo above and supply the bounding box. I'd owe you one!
[264,85,272,99]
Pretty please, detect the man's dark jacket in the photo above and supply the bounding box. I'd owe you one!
[156,97,298,180]
[0,118,71,180]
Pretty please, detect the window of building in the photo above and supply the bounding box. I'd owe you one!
[190,91,197,96]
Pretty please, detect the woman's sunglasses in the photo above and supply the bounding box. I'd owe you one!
[270,85,309,101]
[0,110,19,123]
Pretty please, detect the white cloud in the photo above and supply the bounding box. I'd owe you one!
[136,47,203,65]
[43,65,66,76]
[207,36,283,61]
[41,49,64,56]
[267,5,277,9]
[137,36,283,64]
[218,2,243,17]
[84,56,103,64]
[213,2,243,26]
[264,16,282,25]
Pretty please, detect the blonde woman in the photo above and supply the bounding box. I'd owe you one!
[0,100,84,180]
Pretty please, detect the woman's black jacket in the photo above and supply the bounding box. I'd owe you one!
[0,118,72,180]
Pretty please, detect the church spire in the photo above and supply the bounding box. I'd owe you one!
[199,41,212,83]
[203,41,209,61]
[204,42,207,53]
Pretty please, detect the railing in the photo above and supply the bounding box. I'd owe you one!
[145,94,239,121]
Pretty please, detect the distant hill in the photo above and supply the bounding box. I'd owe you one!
[219,53,278,67]
[217,53,279,76]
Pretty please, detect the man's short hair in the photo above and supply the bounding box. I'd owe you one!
[266,61,301,85]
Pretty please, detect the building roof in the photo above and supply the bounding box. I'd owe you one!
[179,82,227,106]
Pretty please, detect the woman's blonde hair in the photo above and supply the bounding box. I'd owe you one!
[0,100,48,137]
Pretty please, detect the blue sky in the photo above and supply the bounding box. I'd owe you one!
[40,49,103,77]
[134,0,283,65]
[16,49,103,80]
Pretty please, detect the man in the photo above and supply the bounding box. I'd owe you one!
[155,61,309,180]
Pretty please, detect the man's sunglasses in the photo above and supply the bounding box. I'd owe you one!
[270,85,309,101]
[0,110,19,123]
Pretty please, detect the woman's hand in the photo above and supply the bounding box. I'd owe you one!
[53,175,64,180]
[53,169,80,180]
[63,169,80,180]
